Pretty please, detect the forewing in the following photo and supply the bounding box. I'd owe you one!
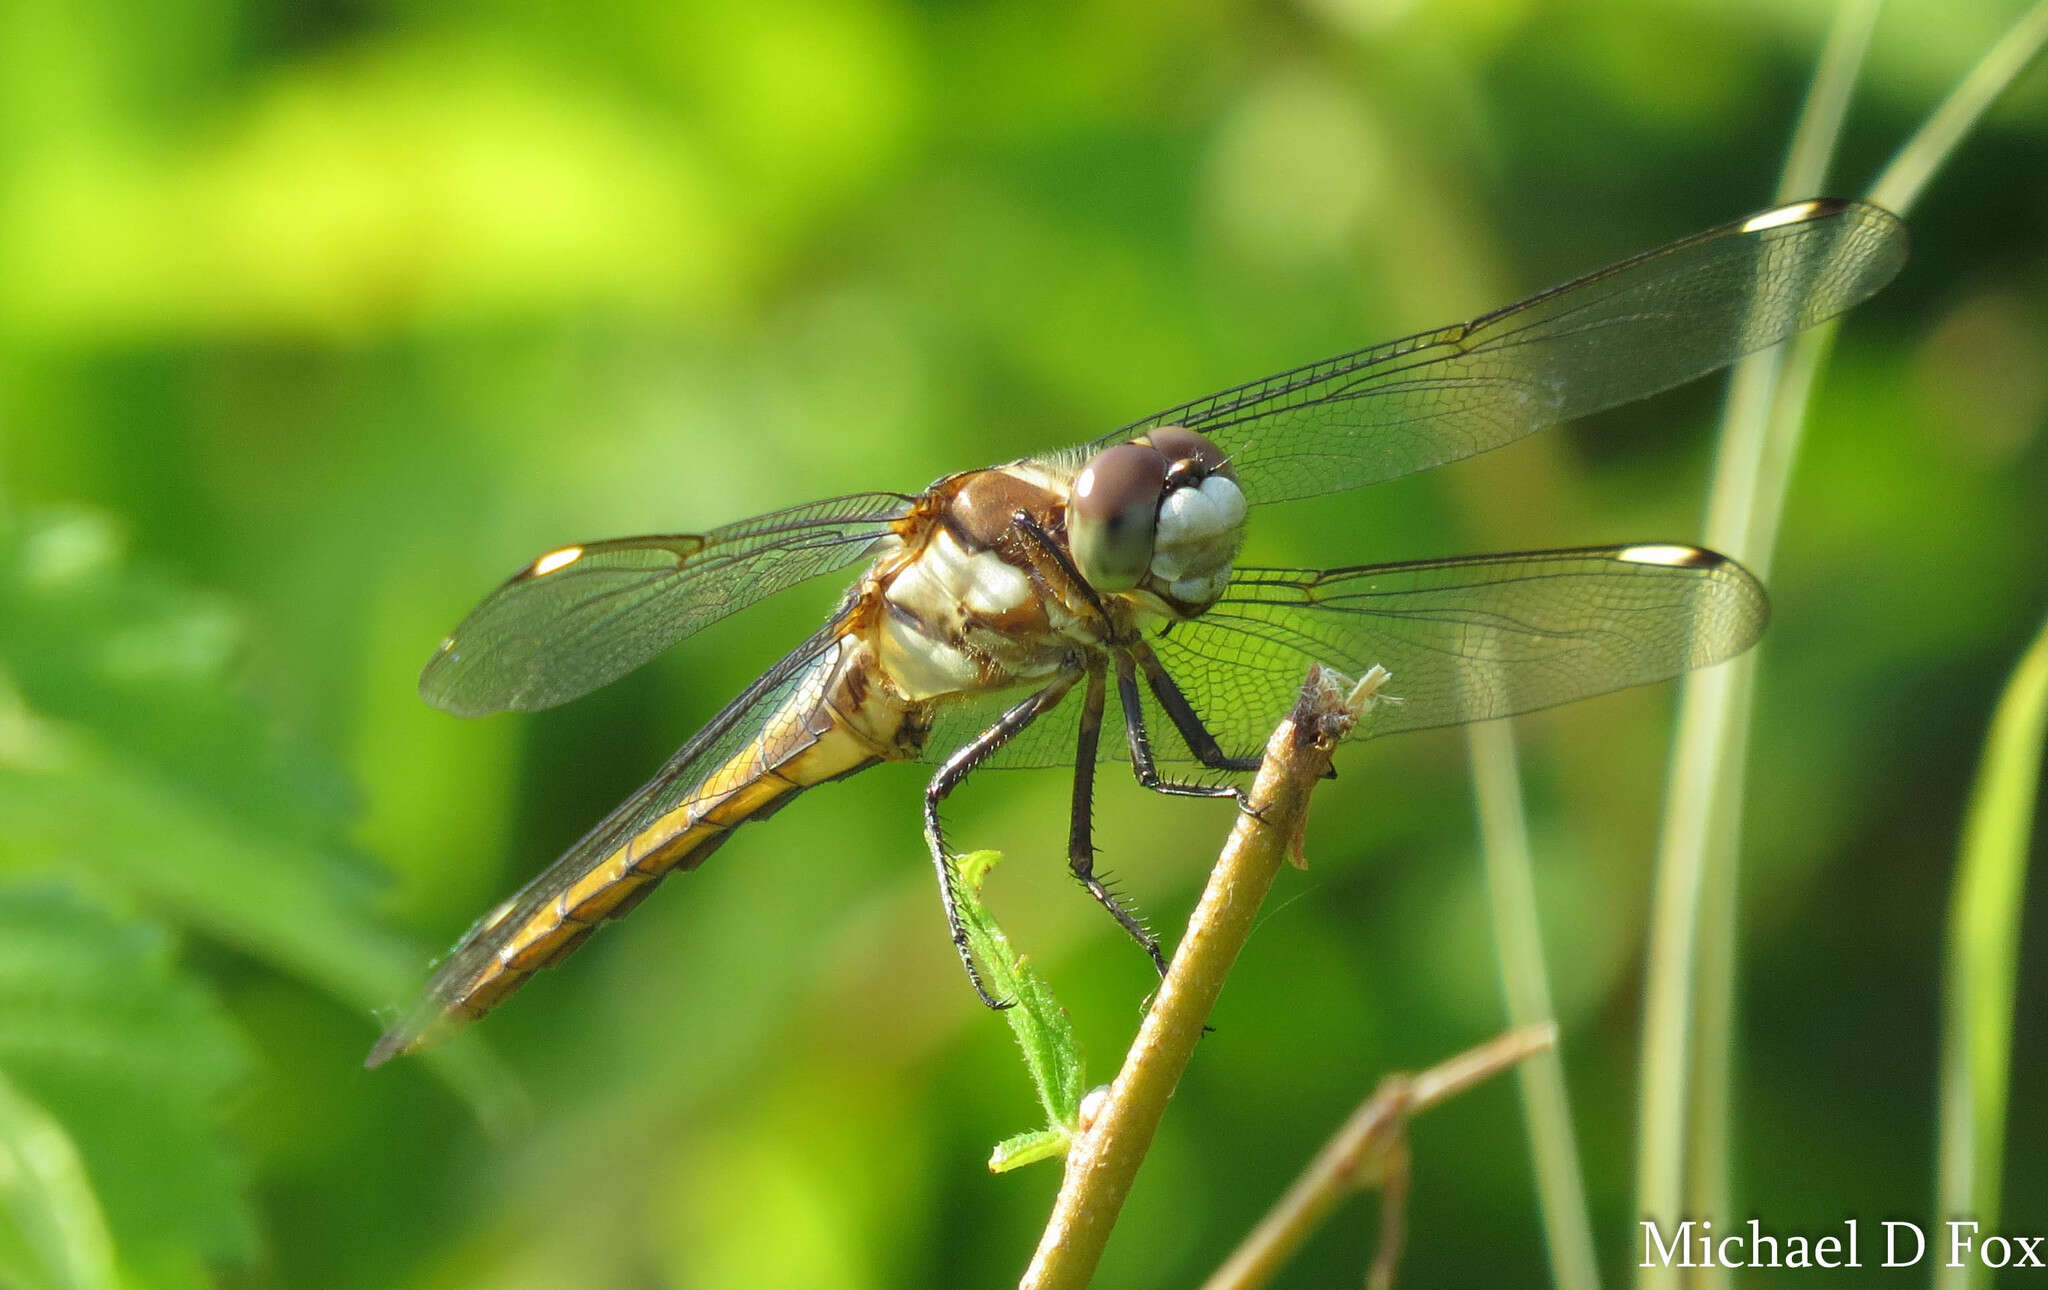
[1153,546,1768,757]
[421,491,912,716]
[372,620,852,1063]
[1087,199,1905,504]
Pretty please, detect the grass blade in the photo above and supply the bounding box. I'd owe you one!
[1468,721,1599,1290]
[1641,7,2048,1287]
[1869,0,2048,215]
[1935,615,2048,1290]
[1636,6,1881,1283]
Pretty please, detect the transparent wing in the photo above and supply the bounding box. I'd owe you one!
[917,682,1091,771]
[373,620,852,1062]
[914,545,1766,770]
[910,665,1216,775]
[1152,545,1768,757]
[1086,199,1906,504]
[421,491,913,716]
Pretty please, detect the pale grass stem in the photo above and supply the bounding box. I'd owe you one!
[1468,720,1601,1290]
[1021,665,1390,1290]
[1637,9,2048,1290]
[1935,616,2048,1290]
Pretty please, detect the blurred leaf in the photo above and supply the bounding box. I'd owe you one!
[1,503,353,846]
[0,501,520,1129]
[0,1066,119,1290]
[0,883,248,1289]
[954,850,1085,1166]
[0,37,744,341]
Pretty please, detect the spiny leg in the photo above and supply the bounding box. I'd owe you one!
[925,669,1079,1008]
[1010,508,1254,786]
[1132,642,1262,774]
[1114,653,1243,801]
[1067,659,1167,974]
[1010,510,1170,969]
[1011,511,1114,623]
[1131,643,1283,817]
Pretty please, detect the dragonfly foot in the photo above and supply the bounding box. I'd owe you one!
[946,921,1016,1010]
[1076,869,1166,974]
[959,949,1016,1010]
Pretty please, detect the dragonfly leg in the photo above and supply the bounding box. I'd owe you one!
[1067,659,1167,975]
[1010,510,1114,623]
[925,668,1081,1009]
[1132,643,1264,774]
[1114,653,1245,803]
[1017,506,1251,819]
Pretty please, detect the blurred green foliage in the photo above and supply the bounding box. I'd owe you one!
[0,1,2044,1286]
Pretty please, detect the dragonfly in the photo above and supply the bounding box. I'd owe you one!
[366,196,1906,1066]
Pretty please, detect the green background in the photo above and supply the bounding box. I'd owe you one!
[2,0,2044,1285]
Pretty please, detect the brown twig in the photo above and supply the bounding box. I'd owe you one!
[1020,663,1391,1290]
[1201,1024,1558,1290]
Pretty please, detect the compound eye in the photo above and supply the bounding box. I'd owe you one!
[1069,442,1167,591]
[1141,426,1235,482]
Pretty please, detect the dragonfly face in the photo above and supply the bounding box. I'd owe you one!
[366,196,1907,1066]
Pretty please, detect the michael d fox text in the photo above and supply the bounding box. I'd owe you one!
[1642,1219,2046,1272]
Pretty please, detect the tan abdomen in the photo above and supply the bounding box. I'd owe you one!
[448,639,913,1027]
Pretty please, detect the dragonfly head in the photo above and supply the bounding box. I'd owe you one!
[1068,425,1246,612]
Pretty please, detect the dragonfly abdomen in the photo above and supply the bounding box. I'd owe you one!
[372,638,917,1063]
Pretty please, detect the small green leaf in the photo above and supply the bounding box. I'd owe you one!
[988,1128,1073,1175]
[952,850,1085,1156]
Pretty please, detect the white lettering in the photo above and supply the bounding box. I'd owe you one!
[1628,1215,2038,1272]
[1749,1219,1780,1267]
[1642,1221,1693,1269]
[1886,1221,1927,1267]
[1949,1220,1979,1267]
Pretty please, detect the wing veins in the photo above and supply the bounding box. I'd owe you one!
[1078,200,1905,503]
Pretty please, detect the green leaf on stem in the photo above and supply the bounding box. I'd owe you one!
[951,850,1086,1172]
